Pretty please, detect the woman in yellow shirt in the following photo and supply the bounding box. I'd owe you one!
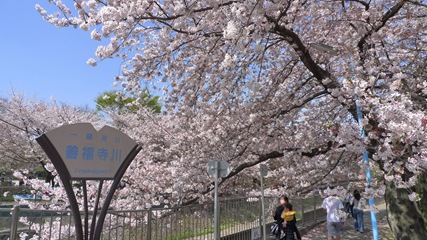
[281,203,299,240]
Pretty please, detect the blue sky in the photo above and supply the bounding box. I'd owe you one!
[0,0,123,108]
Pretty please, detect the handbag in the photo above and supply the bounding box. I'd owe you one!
[270,222,280,236]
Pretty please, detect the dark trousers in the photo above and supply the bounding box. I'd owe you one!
[294,226,301,240]
[345,202,354,217]
[281,226,301,240]
[280,228,301,240]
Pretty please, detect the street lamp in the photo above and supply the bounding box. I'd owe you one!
[311,42,379,240]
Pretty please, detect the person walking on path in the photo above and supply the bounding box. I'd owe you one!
[281,203,298,240]
[273,196,287,240]
[321,188,344,240]
[283,196,302,240]
[352,190,364,233]
[344,191,353,218]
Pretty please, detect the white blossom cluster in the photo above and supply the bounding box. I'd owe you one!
[1,0,427,237]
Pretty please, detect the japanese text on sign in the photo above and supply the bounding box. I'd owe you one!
[44,123,137,180]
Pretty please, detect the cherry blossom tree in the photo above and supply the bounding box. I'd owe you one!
[0,94,103,175]
[33,0,427,239]
[0,94,110,238]
[0,93,107,197]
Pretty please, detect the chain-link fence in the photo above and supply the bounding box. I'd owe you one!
[0,195,332,240]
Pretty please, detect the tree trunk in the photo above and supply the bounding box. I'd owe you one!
[385,171,427,240]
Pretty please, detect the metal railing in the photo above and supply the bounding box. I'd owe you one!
[1,196,328,240]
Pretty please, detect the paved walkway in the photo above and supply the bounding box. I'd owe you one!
[302,204,395,240]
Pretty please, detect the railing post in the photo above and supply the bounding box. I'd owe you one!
[313,196,317,222]
[301,198,305,227]
[146,208,152,240]
[217,199,221,240]
[10,204,20,240]
[258,197,263,238]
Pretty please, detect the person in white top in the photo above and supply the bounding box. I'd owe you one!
[322,188,344,240]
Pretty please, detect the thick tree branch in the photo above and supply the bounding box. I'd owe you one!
[142,1,239,21]
[297,179,360,195]
[223,151,284,182]
[408,0,427,8]
[343,0,370,10]
[357,1,407,54]
[264,15,360,120]
[182,140,346,205]
[266,16,336,89]
[284,141,346,158]
[272,89,328,118]
[305,151,348,188]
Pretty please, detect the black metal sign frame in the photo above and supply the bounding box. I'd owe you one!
[36,133,142,240]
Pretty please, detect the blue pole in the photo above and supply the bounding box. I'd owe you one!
[356,100,379,240]
[348,55,379,240]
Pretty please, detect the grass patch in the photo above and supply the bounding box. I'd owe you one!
[165,221,238,240]
[165,230,197,240]
[165,227,213,240]
[0,194,14,202]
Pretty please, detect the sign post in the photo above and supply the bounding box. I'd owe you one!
[207,160,231,240]
[36,123,141,240]
[259,164,268,240]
